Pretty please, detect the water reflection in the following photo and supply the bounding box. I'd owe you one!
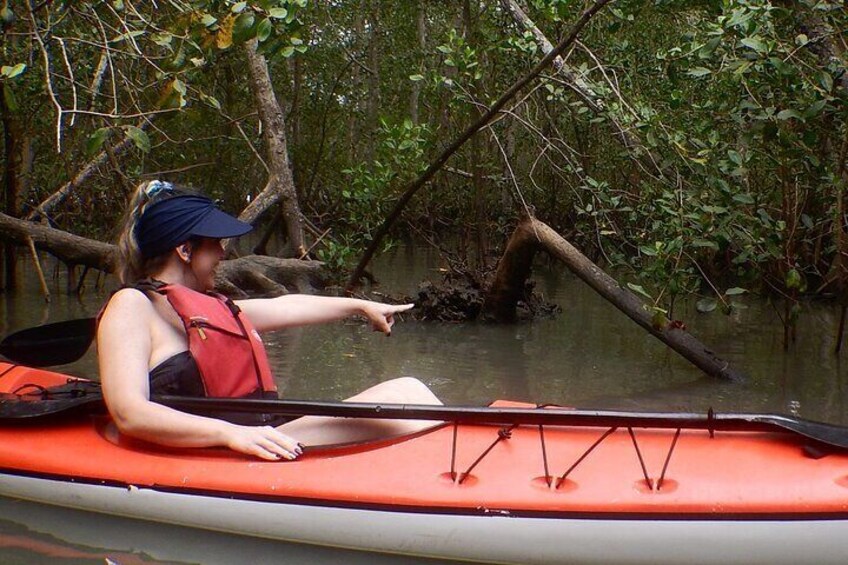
[0,498,445,565]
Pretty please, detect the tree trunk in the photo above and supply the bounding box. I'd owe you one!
[483,215,745,382]
[1,87,21,289]
[348,2,365,162]
[409,4,426,125]
[782,2,848,96]
[365,0,381,163]
[289,55,303,190]
[831,123,848,353]
[0,212,116,272]
[240,39,305,257]
[464,0,488,269]
[0,211,323,297]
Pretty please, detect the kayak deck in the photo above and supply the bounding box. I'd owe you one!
[1,362,847,518]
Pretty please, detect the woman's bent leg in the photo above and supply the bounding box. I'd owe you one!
[277,377,442,447]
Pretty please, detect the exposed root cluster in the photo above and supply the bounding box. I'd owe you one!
[409,274,560,323]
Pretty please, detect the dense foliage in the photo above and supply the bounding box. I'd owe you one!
[1,0,846,320]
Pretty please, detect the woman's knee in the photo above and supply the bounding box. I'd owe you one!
[349,376,439,404]
[382,377,440,404]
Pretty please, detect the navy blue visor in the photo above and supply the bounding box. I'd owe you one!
[135,194,253,258]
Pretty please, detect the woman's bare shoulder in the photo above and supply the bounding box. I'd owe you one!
[100,288,154,323]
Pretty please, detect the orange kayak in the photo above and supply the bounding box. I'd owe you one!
[1,361,848,564]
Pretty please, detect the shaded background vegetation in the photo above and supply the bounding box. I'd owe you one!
[1,0,846,325]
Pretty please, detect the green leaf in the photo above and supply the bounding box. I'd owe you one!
[280,45,295,58]
[436,45,452,54]
[803,99,827,119]
[687,67,712,78]
[256,18,273,42]
[232,12,256,43]
[231,1,247,13]
[1,63,26,79]
[172,78,187,95]
[725,9,752,28]
[741,36,767,54]
[150,32,173,48]
[785,268,803,290]
[696,298,717,313]
[201,13,217,27]
[731,61,753,76]
[801,214,814,229]
[200,93,221,110]
[776,109,803,121]
[768,57,791,75]
[732,193,754,204]
[85,127,111,157]
[124,125,150,153]
[268,7,288,18]
[626,282,652,300]
[697,37,721,59]
[692,239,719,250]
[2,84,18,113]
[727,149,743,165]
[409,74,424,81]
[819,72,834,92]
[724,287,746,296]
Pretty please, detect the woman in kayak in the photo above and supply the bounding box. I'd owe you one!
[98,180,441,461]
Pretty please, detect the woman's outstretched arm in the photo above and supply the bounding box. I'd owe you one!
[236,295,414,334]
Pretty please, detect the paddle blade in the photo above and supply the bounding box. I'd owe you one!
[0,318,96,367]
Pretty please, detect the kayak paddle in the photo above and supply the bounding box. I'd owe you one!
[2,381,848,451]
[0,318,97,367]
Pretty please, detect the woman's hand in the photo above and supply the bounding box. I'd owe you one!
[223,424,303,461]
[360,303,415,336]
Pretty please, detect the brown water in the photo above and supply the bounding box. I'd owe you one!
[0,247,845,562]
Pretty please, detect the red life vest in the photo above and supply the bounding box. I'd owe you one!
[154,284,277,398]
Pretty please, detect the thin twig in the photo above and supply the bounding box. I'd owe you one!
[27,5,64,152]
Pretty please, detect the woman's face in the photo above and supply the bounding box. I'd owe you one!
[188,238,224,291]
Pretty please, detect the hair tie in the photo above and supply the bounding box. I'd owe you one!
[144,180,174,199]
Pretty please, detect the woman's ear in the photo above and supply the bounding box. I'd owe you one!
[176,243,192,263]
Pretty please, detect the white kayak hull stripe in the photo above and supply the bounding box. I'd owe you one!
[2,472,848,565]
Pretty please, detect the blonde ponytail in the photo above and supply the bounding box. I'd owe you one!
[115,180,182,283]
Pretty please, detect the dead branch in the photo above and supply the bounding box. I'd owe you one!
[346,0,614,292]
[483,215,745,381]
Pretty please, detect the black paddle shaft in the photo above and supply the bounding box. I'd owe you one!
[3,383,847,451]
[165,396,848,449]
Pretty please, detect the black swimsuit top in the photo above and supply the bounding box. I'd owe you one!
[148,350,284,426]
[148,351,205,397]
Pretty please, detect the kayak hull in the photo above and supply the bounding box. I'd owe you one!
[2,363,848,564]
[3,473,848,565]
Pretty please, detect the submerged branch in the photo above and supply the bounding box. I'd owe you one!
[483,215,745,381]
